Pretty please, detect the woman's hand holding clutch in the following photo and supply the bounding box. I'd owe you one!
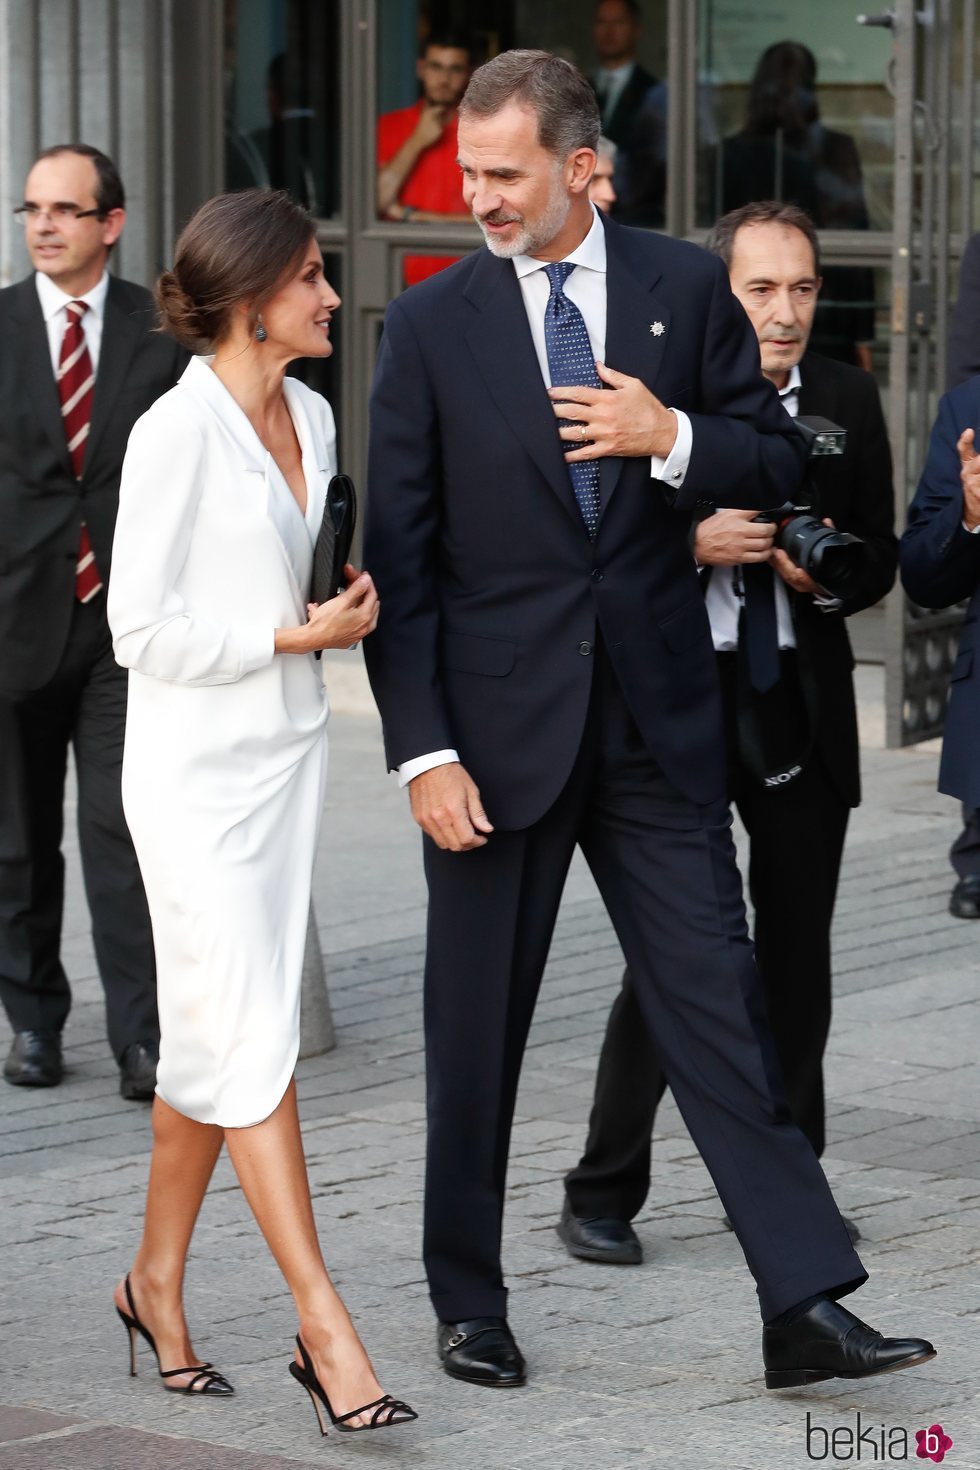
[275,566,379,654]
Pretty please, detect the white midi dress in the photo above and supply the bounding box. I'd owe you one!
[107,357,333,1126]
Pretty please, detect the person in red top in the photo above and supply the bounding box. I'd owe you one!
[377,33,474,287]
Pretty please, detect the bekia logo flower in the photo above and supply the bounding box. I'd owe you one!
[916,1424,953,1463]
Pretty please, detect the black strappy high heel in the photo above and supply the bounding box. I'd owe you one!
[288,1333,417,1434]
[115,1273,234,1396]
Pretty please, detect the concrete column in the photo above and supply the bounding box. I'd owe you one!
[0,0,223,289]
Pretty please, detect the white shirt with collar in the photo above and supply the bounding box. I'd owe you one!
[704,364,801,652]
[510,205,691,489]
[397,206,694,787]
[35,268,109,377]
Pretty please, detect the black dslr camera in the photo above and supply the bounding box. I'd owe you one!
[754,416,866,600]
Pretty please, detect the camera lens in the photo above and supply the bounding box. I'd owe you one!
[808,538,866,598]
[777,517,867,599]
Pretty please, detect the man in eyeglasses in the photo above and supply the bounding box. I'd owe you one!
[0,145,187,1099]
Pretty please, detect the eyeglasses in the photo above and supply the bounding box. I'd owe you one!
[13,204,106,226]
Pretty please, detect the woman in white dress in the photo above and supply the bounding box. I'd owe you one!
[106,190,416,1435]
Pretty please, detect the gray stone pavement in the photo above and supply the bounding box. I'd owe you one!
[0,660,978,1469]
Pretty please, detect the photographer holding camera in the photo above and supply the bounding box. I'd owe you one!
[558,201,897,1264]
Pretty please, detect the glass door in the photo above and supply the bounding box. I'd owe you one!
[884,0,975,746]
[216,0,979,711]
[677,0,977,743]
[348,0,672,484]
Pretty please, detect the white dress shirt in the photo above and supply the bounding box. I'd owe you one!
[510,206,692,488]
[35,269,109,376]
[704,365,800,653]
[397,207,694,787]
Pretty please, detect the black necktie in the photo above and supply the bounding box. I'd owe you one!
[741,562,780,694]
[741,378,797,692]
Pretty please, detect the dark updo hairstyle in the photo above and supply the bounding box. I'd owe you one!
[156,189,316,349]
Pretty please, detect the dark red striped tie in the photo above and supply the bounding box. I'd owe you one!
[58,300,103,603]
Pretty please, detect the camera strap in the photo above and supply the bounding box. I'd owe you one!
[733,615,820,792]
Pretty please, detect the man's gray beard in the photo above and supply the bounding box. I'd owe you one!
[477,176,573,259]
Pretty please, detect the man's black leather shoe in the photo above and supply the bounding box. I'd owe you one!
[119,1040,158,1101]
[3,1030,62,1088]
[950,875,980,919]
[763,1298,936,1389]
[437,1317,526,1387]
[723,1213,862,1245]
[556,1199,643,1264]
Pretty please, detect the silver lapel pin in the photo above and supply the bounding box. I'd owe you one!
[650,321,665,336]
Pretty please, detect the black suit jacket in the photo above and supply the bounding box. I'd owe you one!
[364,214,807,830]
[0,274,188,696]
[591,63,659,151]
[701,352,896,808]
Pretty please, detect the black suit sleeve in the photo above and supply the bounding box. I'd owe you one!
[949,235,980,388]
[363,298,454,770]
[901,389,980,608]
[678,255,808,513]
[834,374,897,617]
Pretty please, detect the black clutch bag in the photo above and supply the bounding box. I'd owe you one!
[311,472,357,605]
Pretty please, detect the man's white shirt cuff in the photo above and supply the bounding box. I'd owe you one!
[651,409,692,487]
[397,750,459,788]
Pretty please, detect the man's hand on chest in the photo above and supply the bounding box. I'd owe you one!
[548,361,677,461]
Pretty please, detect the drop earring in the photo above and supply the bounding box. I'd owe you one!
[255,318,267,343]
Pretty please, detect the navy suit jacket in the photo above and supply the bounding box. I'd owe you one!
[364,214,807,829]
[901,379,980,806]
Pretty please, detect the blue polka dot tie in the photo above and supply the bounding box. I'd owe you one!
[543,262,601,538]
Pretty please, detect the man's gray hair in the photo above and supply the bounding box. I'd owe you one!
[705,200,821,276]
[596,135,617,164]
[460,49,600,159]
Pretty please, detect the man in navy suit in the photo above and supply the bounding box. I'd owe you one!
[940,237,980,918]
[365,50,934,1391]
[901,383,980,820]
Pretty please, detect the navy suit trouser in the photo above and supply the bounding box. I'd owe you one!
[565,652,850,1220]
[421,644,864,1324]
[950,804,980,878]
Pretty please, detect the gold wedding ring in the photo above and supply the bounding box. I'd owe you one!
[579,424,587,441]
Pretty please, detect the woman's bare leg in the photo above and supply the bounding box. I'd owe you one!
[113,1096,224,1385]
[224,1081,393,1424]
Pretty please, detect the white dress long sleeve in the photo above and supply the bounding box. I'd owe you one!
[108,356,334,1126]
